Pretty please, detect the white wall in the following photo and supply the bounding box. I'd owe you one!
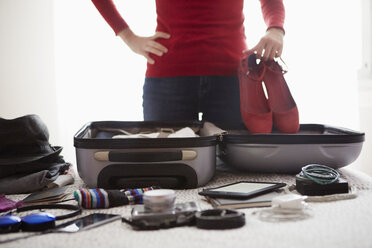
[0,0,59,145]
[53,1,156,164]
[359,80,372,175]
[357,0,372,176]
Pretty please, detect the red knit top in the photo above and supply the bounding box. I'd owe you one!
[92,0,285,77]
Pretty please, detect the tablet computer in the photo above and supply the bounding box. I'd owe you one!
[198,181,286,200]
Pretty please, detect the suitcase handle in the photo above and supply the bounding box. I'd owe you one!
[114,177,181,188]
[94,150,197,162]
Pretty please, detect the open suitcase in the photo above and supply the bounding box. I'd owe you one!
[74,121,218,189]
[74,121,364,189]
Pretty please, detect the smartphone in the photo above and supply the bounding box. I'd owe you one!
[55,213,121,233]
[198,181,286,200]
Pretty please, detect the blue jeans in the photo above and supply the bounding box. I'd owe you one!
[142,76,243,125]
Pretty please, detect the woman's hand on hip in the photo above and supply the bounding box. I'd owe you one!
[247,27,284,61]
[118,28,170,64]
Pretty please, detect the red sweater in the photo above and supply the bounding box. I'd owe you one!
[92,0,285,77]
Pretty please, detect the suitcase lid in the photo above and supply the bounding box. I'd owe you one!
[221,124,365,144]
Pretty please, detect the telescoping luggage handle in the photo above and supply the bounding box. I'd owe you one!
[94,150,197,162]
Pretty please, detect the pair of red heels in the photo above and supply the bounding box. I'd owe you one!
[238,54,299,134]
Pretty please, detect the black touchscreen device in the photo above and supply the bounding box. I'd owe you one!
[198,181,286,199]
[55,213,121,233]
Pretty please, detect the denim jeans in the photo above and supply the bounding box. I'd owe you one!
[142,76,243,125]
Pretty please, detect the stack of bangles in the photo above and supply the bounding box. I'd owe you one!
[296,164,340,185]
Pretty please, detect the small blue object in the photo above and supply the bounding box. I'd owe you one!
[0,215,21,226]
[0,215,22,233]
[22,213,56,225]
[20,212,56,232]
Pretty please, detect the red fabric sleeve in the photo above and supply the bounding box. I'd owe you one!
[260,0,285,33]
[91,0,128,35]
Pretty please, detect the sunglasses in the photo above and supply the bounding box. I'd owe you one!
[0,204,81,233]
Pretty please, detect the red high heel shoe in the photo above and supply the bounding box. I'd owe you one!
[238,54,272,134]
[263,60,299,133]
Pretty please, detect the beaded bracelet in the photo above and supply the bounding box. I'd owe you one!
[73,187,157,209]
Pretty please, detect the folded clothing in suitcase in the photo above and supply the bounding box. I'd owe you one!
[74,121,218,189]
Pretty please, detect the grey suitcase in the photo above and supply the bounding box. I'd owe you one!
[74,121,217,189]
